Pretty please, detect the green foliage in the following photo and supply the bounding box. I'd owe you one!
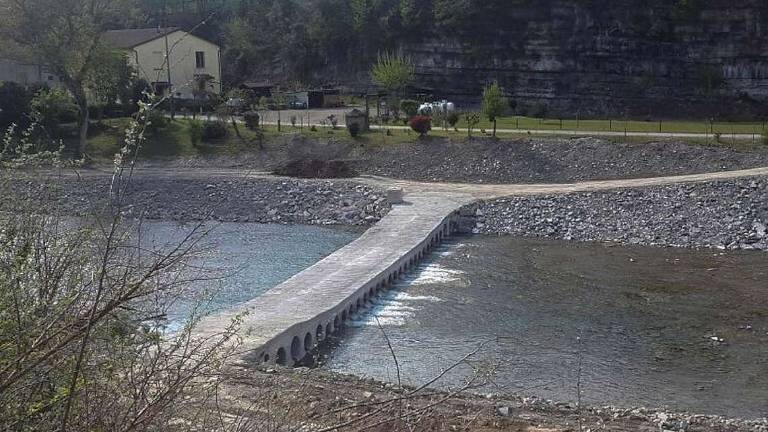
[371,52,415,94]
[465,111,480,139]
[347,122,361,137]
[0,82,36,129]
[399,0,432,31]
[188,119,204,146]
[482,81,507,137]
[350,0,374,32]
[86,47,136,111]
[244,111,261,130]
[30,88,79,135]
[202,121,228,141]
[400,99,420,118]
[482,81,507,122]
[0,0,133,156]
[446,111,460,128]
[145,110,169,134]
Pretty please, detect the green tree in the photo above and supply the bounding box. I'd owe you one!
[31,88,79,138]
[371,52,415,119]
[481,81,507,138]
[371,51,415,95]
[465,112,480,140]
[0,0,131,158]
[85,47,137,118]
[400,0,432,31]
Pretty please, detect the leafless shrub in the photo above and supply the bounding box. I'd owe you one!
[0,91,242,431]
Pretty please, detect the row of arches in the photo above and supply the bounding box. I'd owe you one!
[263,219,456,367]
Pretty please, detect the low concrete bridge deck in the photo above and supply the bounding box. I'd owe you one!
[192,165,768,366]
[196,192,474,366]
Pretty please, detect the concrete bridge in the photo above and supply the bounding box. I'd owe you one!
[193,165,768,367]
[195,192,474,367]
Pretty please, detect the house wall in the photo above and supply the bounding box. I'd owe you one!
[0,58,60,87]
[129,30,221,100]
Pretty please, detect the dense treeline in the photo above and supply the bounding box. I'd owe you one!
[129,0,448,85]
[126,0,724,88]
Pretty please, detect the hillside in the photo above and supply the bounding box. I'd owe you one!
[147,0,768,119]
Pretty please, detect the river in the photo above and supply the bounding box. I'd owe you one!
[322,236,768,419]
[136,222,362,328]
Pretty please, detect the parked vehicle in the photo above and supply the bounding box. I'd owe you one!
[417,100,456,116]
[225,97,246,114]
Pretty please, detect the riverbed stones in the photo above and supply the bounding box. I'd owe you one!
[473,177,768,252]
[351,137,768,184]
[3,176,391,226]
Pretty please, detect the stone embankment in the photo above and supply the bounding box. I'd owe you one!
[471,177,768,251]
[354,137,768,184]
[3,176,391,226]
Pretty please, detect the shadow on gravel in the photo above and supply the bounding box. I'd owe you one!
[274,159,358,179]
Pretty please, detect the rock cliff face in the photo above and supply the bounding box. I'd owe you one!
[405,0,768,120]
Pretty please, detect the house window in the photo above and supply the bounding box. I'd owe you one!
[195,51,205,69]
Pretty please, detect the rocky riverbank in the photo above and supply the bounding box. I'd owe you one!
[471,177,768,251]
[2,174,391,226]
[217,366,768,432]
[143,135,768,185]
[351,137,768,184]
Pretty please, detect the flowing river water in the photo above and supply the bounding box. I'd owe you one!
[139,222,362,327]
[145,221,767,418]
[322,236,768,419]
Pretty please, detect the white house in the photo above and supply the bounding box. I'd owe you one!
[0,57,60,87]
[102,27,222,101]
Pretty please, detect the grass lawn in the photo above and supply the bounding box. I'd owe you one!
[84,117,767,162]
[86,117,276,161]
[452,115,768,135]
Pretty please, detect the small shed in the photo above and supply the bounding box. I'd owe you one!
[345,108,369,132]
[241,81,274,98]
[286,91,310,107]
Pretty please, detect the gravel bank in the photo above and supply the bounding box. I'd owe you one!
[352,137,768,183]
[3,175,391,226]
[472,177,768,251]
[219,366,768,432]
[139,135,768,184]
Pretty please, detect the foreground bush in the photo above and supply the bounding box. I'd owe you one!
[144,110,169,134]
[409,115,432,137]
[30,87,79,136]
[202,121,228,140]
[400,99,419,118]
[244,111,260,130]
[189,119,204,146]
[0,99,241,431]
[347,122,361,137]
[0,82,36,130]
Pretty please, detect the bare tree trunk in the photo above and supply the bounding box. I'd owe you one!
[77,102,90,159]
[64,79,90,159]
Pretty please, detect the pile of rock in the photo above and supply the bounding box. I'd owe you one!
[471,177,768,251]
[4,176,391,226]
[353,137,768,184]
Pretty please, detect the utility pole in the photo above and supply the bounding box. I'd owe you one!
[163,0,175,119]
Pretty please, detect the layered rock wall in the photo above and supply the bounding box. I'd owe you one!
[405,0,768,119]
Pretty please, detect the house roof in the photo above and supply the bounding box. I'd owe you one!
[241,81,274,89]
[102,27,180,49]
